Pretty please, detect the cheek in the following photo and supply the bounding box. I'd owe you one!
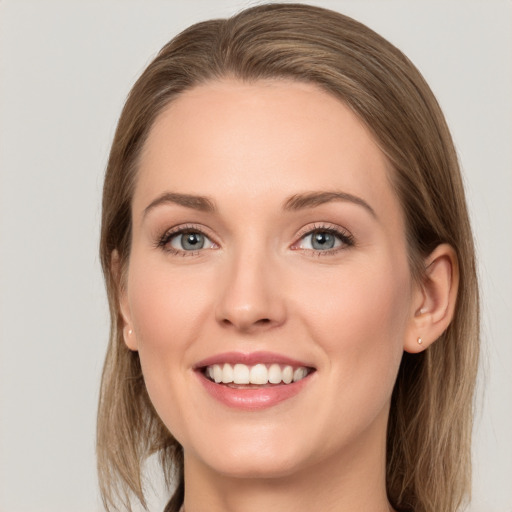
[125,257,216,432]
[295,258,410,406]
[128,257,212,354]
[301,256,409,334]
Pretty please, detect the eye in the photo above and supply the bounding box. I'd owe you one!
[302,230,339,250]
[157,227,217,254]
[170,231,214,251]
[293,226,354,253]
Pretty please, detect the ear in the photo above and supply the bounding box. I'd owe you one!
[404,243,459,354]
[111,250,138,351]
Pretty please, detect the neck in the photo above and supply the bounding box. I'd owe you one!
[182,409,393,512]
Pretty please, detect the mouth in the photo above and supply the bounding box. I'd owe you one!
[194,352,316,410]
[201,363,314,388]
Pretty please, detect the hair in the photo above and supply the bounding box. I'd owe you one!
[97,4,479,512]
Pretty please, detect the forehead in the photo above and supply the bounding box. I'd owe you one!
[134,79,401,222]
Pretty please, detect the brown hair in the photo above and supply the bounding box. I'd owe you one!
[97,4,479,512]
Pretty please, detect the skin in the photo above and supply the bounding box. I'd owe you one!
[118,79,458,512]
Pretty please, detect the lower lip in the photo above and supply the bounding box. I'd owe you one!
[196,371,313,410]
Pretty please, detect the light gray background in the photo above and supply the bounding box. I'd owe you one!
[0,1,511,511]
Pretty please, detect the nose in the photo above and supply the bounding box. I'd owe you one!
[214,247,287,333]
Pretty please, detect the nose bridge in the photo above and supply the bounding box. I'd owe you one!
[215,236,286,331]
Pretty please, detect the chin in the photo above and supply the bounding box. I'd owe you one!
[183,421,312,479]
[205,451,305,480]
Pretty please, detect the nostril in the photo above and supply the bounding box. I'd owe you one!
[220,317,273,329]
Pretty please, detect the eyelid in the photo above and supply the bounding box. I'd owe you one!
[155,223,219,255]
[291,222,355,252]
[154,221,353,255]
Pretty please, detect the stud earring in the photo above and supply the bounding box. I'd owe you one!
[128,328,133,336]
[417,337,423,345]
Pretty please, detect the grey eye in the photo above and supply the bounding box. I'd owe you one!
[170,231,212,251]
[300,230,342,251]
[310,231,336,250]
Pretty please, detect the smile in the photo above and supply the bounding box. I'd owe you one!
[204,363,311,386]
[194,352,316,410]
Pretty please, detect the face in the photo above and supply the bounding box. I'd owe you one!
[121,79,418,480]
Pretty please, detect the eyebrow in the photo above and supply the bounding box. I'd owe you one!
[143,190,376,218]
[143,192,216,218]
[284,191,376,218]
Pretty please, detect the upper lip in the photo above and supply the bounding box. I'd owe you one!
[193,351,315,369]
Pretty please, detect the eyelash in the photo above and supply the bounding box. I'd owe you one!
[155,224,215,256]
[155,223,354,256]
[292,223,355,256]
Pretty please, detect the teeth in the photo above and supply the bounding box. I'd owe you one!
[250,364,268,385]
[293,367,307,382]
[206,363,309,385]
[221,363,234,384]
[233,363,250,384]
[213,365,223,384]
[282,366,293,384]
[268,364,282,384]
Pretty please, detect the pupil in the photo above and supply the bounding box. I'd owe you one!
[182,232,204,250]
[312,231,334,250]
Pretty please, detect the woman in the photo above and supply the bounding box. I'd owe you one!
[97,4,479,512]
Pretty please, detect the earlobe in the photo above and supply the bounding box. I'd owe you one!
[404,244,459,354]
[123,325,138,351]
[111,250,138,351]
